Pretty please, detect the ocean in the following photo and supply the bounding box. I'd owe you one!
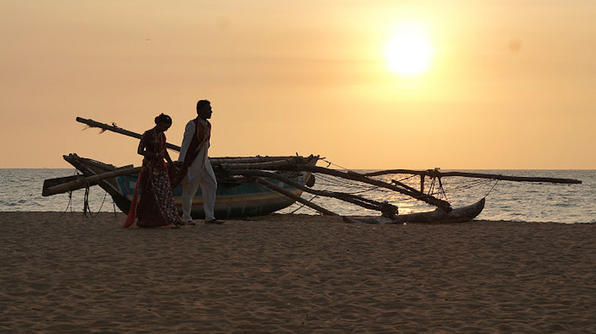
[1,169,594,224]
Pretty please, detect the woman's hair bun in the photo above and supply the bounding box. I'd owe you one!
[155,113,172,125]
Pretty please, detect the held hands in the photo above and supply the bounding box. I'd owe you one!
[168,161,183,171]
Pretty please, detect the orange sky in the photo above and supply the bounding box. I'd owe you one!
[1,1,595,169]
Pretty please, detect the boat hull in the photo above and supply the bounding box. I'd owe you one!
[115,174,305,219]
[63,154,313,220]
[346,198,485,224]
[392,198,485,224]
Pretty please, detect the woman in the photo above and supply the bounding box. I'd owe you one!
[124,114,183,228]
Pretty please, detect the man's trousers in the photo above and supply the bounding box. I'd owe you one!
[180,156,217,221]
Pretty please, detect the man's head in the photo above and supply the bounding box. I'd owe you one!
[196,99,212,119]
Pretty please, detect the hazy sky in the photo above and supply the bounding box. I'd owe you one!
[1,0,595,168]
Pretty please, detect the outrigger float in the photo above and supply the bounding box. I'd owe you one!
[42,117,582,224]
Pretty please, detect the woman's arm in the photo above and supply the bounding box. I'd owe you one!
[137,132,152,158]
[164,151,173,164]
[163,140,173,164]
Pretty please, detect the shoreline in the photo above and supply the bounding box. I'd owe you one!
[1,212,595,332]
[1,211,594,225]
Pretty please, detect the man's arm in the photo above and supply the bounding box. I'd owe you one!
[178,120,195,162]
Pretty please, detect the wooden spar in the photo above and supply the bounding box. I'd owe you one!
[363,169,582,184]
[42,166,141,196]
[76,117,311,165]
[254,177,361,223]
[435,171,582,184]
[222,162,451,210]
[253,177,337,216]
[222,161,422,195]
[211,156,309,164]
[222,160,425,200]
[364,169,429,177]
[232,170,398,217]
[219,159,301,170]
[76,117,182,151]
[303,166,451,210]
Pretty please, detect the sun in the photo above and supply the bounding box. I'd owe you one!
[385,22,434,77]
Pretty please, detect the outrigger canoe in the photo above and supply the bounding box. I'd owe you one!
[41,117,581,224]
[44,153,487,223]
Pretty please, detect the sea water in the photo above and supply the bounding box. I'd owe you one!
[1,169,594,224]
[0,169,120,214]
[281,169,596,224]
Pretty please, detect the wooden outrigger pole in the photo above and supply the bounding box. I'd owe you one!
[230,169,398,217]
[221,162,451,211]
[363,169,582,185]
[43,166,141,196]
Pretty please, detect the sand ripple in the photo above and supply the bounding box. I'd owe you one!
[1,212,595,333]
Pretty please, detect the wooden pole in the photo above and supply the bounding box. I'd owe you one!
[223,163,451,210]
[211,156,307,164]
[232,169,398,217]
[364,169,429,177]
[76,117,314,165]
[220,159,300,170]
[254,177,337,216]
[364,168,582,184]
[434,171,582,184]
[254,177,361,224]
[42,166,141,196]
[76,117,182,151]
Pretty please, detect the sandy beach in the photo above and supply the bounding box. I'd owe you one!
[1,212,594,333]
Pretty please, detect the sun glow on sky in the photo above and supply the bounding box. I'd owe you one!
[385,22,434,77]
[1,1,595,169]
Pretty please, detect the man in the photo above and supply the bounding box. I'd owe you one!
[178,99,221,224]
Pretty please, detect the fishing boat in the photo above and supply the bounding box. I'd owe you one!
[43,153,489,223]
[41,117,582,224]
[44,153,319,219]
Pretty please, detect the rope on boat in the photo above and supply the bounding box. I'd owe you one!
[62,190,73,214]
[345,185,382,195]
[316,159,384,195]
[290,194,320,214]
[315,173,376,192]
[430,178,498,197]
[60,169,78,215]
[287,158,387,213]
[58,169,109,219]
[394,174,417,183]
[419,177,500,207]
[83,188,109,218]
[94,191,109,216]
[83,186,90,216]
[322,158,349,170]
[447,178,492,191]
[484,180,500,198]
[316,160,505,213]
[316,173,382,197]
